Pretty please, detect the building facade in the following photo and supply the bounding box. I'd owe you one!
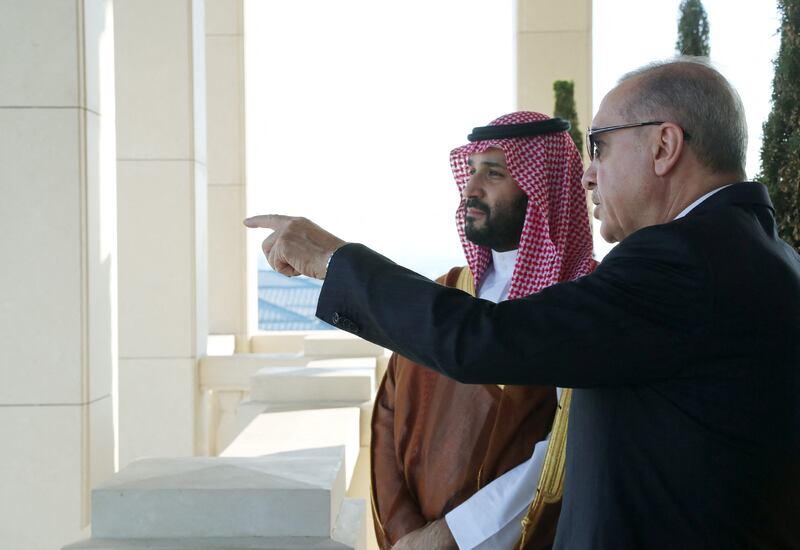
[0,1,591,548]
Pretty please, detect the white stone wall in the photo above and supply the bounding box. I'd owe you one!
[517,0,593,156]
[114,0,208,467]
[0,1,117,548]
[206,0,250,349]
[0,2,593,548]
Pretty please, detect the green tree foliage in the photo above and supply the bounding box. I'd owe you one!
[760,0,800,249]
[676,0,710,56]
[553,80,583,155]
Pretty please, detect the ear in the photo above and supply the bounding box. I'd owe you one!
[652,123,685,177]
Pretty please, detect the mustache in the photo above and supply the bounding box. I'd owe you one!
[465,198,490,215]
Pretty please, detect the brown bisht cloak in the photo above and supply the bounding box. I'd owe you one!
[370,267,562,549]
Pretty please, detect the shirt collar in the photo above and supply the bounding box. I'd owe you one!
[490,248,518,280]
[674,184,733,220]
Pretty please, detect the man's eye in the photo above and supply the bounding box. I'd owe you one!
[592,142,601,159]
[488,170,504,177]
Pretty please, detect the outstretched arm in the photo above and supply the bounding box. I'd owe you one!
[316,238,707,388]
[245,215,708,388]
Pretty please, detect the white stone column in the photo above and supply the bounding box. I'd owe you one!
[0,1,117,548]
[516,0,594,230]
[516,0,593,148]
[114,0,208,466]
[205,0,251,351]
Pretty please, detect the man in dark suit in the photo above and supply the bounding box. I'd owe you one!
[245,59,800,549]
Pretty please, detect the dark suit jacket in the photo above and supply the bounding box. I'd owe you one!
[317,182,800,549]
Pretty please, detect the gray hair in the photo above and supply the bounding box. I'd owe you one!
[618,57,747,177]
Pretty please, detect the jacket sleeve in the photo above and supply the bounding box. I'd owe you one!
[317,228,711,388]
[370,353,427,549]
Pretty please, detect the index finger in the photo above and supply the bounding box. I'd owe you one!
[243,214,291,229]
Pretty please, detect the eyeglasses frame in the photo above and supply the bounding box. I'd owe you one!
[586,121,691,161]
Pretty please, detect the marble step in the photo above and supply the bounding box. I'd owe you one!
[303,332,384,358]
[248,365,375,404]
[200,354,380,381]
[64,498,365,550]
[200,353,312,386]
[249,332,310,354]
[331,497,367,550]
[87,447,347,539]
[305,357,377,372]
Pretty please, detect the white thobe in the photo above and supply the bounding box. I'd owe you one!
[447,248,559,549]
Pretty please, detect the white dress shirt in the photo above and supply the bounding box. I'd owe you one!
[674,185,731,220]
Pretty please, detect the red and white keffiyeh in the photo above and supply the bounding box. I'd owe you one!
[450,111,596,298]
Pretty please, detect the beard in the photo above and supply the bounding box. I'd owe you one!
[464,194,528,251]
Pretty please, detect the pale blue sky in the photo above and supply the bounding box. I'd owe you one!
[247,0,781,273]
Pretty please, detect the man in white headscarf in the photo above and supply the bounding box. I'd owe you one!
[370,112,594,549]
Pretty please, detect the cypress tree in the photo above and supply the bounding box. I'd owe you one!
[676,0,710,56]
[553,80,583,155]
[760,0,800,249]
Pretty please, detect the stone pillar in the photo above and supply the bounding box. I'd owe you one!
[114,0,208,466]
[516,0,593,154]
[0,1,116,548]
[205,0,251,351]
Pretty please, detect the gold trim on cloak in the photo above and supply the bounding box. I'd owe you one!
[518,387,571,549]
[454,264,476,296]
[454,267,503,391]
[456,266,570,548]
[369,480,388,541]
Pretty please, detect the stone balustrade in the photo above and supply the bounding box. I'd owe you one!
[63,446,366,549]
[200,332,388,455]
[62,331,383,550]
[220,335,386,549]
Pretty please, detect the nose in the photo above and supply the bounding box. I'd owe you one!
[462,172,484,200]
[581,161,596,191]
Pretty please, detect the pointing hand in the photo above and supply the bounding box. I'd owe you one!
[243,215,346,280]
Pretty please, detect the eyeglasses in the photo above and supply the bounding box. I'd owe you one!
[586,121,691,161]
